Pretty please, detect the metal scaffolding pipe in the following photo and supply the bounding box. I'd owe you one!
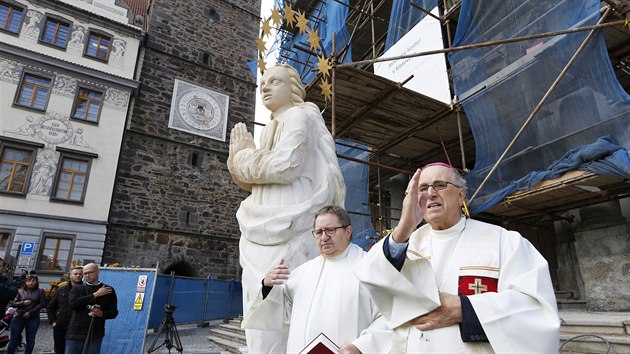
[338,20,625,68]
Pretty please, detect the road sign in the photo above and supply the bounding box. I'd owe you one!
[20,242,35,256]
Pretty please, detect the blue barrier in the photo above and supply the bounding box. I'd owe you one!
[147,275,242,329]
[99,268,157,354]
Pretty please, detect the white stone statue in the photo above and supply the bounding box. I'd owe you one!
[228,64,345,353]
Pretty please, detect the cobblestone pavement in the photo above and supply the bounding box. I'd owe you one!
[0,317,225,354]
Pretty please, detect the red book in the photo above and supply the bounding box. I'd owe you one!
[299,333,340,354]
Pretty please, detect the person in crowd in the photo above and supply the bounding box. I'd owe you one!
[228,64,345,353]
[65,263,118,354]
[48,266,83,354]
[0,259,18,311]
[7,274,44,354]
[355,162,560,353]
[243,206,390,354]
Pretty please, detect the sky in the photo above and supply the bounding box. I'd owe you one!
[253,0,277,144]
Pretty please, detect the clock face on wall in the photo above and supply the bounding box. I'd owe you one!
[168,79,230,141]
[178,91,222,131]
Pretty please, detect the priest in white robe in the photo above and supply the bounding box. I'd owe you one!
[228,65,345,353]
[242,206,391,354]
[355,163,560,353]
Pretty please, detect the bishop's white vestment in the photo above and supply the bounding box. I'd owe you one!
[242,244,391,354]
[229,102,345,353]
[355,217,560,353]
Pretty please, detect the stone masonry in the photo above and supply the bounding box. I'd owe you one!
[104,0,260,278]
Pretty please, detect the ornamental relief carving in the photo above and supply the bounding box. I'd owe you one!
[21,9,43,40]
[104,88,130,111]
[52,74,78,98]
[0,57,23,84]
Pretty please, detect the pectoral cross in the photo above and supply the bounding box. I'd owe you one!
[468,278,488,294]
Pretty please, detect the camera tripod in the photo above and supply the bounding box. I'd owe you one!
[147,305,183,353]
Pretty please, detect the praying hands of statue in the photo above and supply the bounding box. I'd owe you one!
[410,292,462,331]
[392,168,428,243]
[263,259,290,287]
[339,343,362,354]
[227,122,256,191]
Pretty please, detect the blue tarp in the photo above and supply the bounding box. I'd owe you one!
[385,0,439,51]
[470,136,630,214]
[276,0,352,84]
[448,0,630,213]
[337,140,374,250]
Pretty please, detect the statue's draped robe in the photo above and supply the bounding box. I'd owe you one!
[230,102,345,353]
[356,218,560,353]
[242,244,391,354]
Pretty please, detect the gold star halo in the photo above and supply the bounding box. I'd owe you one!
[261,17,272,37]
[270,7,282,26]
[319,78,333,101]
[283,4,296,27]
[306,27,322,51]
[256,36,267,53]
[295,10,309,34]
[316,54,332,78]
[257,56,267,73]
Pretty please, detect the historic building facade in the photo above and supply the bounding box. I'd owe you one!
[0,0,142,284]
[103,0,260,278]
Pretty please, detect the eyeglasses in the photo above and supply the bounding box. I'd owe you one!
[312,225,348,238]
[418,181,462,193]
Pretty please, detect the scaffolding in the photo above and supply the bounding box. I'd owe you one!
[263,0,630,234]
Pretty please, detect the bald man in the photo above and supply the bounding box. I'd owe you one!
[66,263,118,354]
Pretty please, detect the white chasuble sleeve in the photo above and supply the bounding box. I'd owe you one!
[241,283,291,333]
[468,231,560,353]
[354,238,440,328]
[232,109,310,185]
[352,299,391,354]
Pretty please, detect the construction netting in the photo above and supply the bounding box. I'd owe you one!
[449,0,630,214]
[276,0,352,83]
[385,0,439,50]
[337,141,375,250]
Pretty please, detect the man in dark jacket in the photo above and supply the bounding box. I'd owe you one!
[47,266,83,354]
[65,263,118,354]
[0,258,18,311]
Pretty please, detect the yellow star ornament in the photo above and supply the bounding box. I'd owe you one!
[270,7,282,26]
[283,4,296,27]
[320,78,333,101]
[295,11,309,34]
[261,17,272,37]
[307,27,322,51]
[257,56,267,72]
[256,37,267,53]
[316,55,332,78]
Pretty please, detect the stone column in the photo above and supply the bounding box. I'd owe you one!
[573,200,630,311]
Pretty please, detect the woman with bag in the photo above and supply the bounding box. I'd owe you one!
[7,274,44,354]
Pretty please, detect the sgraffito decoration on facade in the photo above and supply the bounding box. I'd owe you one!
[52,74,78,98]
[0,57,23,84]
[110,38,127,65]
[21,9,43,40]
[3,112,96,196]
[28,148,59,196]
[168,79,230,141]
[104,88,130,111]
[68,24,87,52]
